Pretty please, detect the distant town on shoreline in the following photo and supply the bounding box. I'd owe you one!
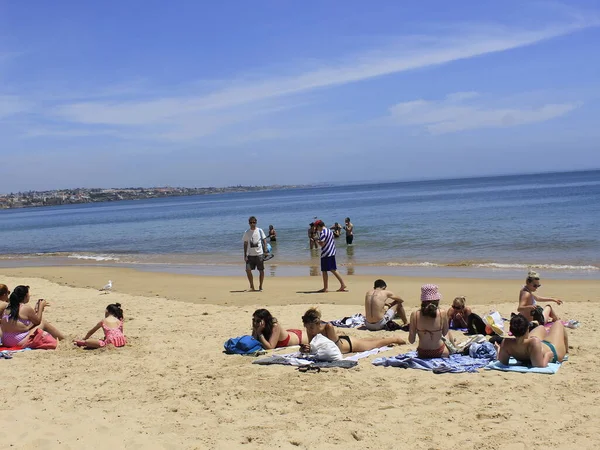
[0,185,312,209]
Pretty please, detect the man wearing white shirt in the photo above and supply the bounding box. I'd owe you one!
[243,216,267,291]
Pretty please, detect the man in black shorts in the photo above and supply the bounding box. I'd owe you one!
[243,216,267,291]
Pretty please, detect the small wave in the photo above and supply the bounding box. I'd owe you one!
[384,262,440,267]
[475,262,599,271]
[67,253,121,262]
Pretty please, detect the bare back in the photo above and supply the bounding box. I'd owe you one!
[409,309,448,350]
[364,289,390,322]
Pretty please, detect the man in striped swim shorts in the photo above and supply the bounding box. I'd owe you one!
[313,220,347,292]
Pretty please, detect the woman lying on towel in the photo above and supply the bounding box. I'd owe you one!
[408,284,456,358]
[0,285,64,349]
[300,307,405,354]
[498,314,568,368]
[252,309,308,349]
[518,270,563,324]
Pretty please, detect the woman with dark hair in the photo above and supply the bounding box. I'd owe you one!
[408,284,454,358]
[518,271,563,324]
[300,307,405,354]
[0,284,9,344]
[497,314,568,367]
[0,285,64,348]
[252,309,307,349]
[74,303,127,349]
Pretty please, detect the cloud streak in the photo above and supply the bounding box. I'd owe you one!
[50,18,597,132]
[389,92,580,134]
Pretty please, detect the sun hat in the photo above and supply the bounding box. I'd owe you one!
[527,270,540,279]
[421,284,441,302]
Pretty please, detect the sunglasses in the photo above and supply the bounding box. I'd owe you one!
[249,221,257,224]
[533,284,541,288]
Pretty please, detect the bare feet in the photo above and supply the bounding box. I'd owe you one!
[317,288,328,293]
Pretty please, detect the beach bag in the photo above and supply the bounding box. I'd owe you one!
[223,335,263,354]
[309,334,343,361]
[26,329,58,350]
[467,313,487,335]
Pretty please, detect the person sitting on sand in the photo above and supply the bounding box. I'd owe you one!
[300,307,405,354]
[0,285,64,348]
[447,296,472,329]
[74,303,127,349]
[518,271,563,324]
[364,279,408,330]
[497,314,568,368]
[408,284,455,358]
[0,284,9,344]
[251,308,308,349]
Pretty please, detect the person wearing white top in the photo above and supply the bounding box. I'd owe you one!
[242,216,267,291]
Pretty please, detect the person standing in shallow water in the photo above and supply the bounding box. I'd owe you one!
[312,220,347,292]
[243,216,267,291]
[344,217,354,245]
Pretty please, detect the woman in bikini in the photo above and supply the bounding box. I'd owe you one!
[300,307,405,354]
[252,309,308,349]
[0,285,64,348]
[0,284,9,343]
[408,284,455,358]
[268,225,277,242]
[518,271,563,324]
[447,296,472,329]
[498,313,568,367]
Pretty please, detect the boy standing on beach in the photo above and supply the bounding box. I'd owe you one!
[313,220,347,292]
[243,216,267,291]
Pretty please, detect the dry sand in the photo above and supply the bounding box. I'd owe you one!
[1,267,599,449]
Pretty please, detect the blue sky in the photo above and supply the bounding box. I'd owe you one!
[1,0,599,191]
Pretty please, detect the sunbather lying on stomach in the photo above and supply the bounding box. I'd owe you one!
[498,314,568,368]
[300,307,405,354]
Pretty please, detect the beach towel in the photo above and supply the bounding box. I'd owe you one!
[252,355,357,369]
[372,351,494,373]
[485,357,564,374]
[329,314,365,328]
[0,348,30,359]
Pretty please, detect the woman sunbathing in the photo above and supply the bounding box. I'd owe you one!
[0,285,64,348]
[300,307,405,354]
[498,313,568,367]
[518,270,563,324]
[408,284,455,358]
[252,309,308,349]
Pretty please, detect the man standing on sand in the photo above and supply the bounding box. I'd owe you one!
[364,279,408,330]
[313,220,347,292]
[243,216,267,291]
[344,217,354,245]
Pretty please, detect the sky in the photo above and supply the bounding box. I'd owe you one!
[1,0,600,192]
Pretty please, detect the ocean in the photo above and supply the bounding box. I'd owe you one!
[1,170,598,279]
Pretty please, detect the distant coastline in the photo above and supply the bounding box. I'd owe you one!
[0,184,319,209]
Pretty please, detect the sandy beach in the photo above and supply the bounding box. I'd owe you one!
[1,267,599,449]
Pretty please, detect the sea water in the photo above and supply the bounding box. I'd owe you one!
[0,170,598,279]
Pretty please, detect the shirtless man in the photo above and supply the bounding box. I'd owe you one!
[364,279,407,331]
[498,313,568,368]
[344,217,354,245]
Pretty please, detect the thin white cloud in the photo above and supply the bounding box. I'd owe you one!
[51,18,597,129]
[0,95,31,118]
[389,92,580,134]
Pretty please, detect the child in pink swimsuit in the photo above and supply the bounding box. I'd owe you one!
[74,303,127,349]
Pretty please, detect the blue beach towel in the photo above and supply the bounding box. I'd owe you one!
[485,357,563,374]
[372,351,493,373]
